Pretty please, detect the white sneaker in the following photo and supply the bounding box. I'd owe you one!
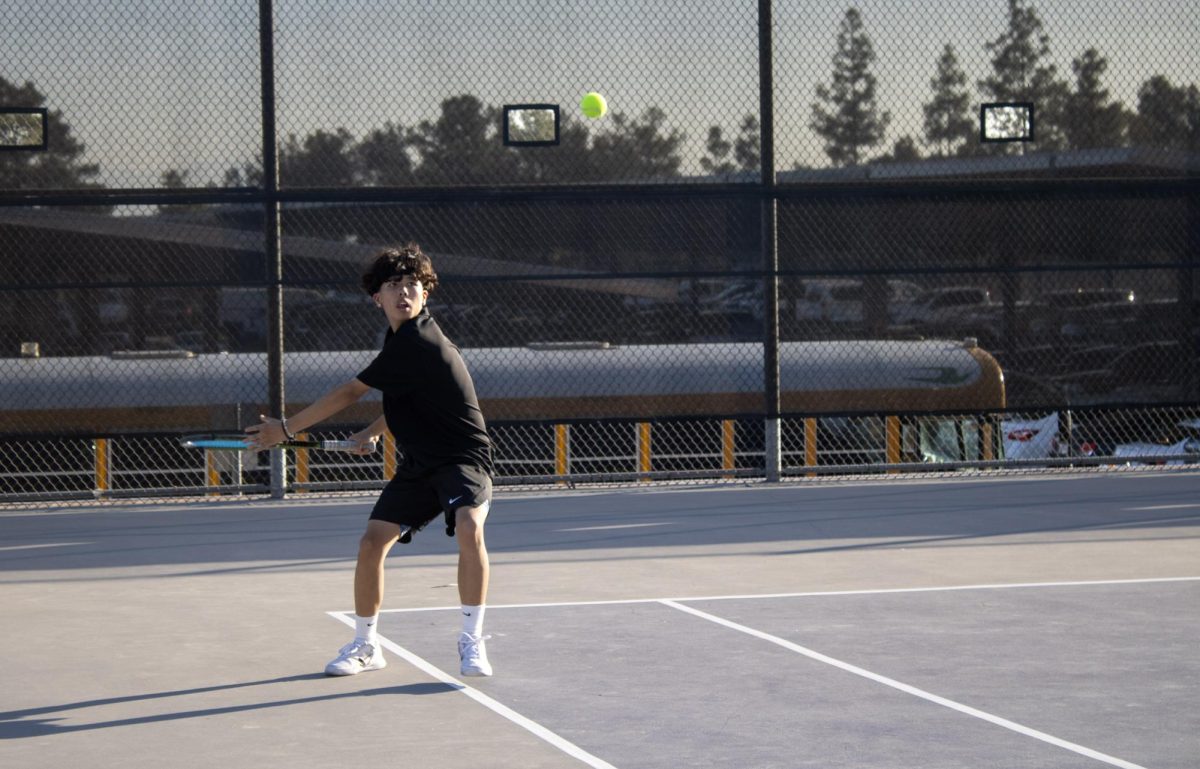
[458,632,492,677]
[325,640,387,676]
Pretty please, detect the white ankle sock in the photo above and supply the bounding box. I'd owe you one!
[461,605,485,637]
[355,614,379,644]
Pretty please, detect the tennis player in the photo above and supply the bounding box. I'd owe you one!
[246,243,495,677]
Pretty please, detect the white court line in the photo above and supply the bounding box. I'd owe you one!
[1127,503,1200,511]
[374,575,1200,614]
[1087,514,1200,529]
[667,575,1200,604]
[660,600,1148,769]
[326,612,618,769]
[557,522,675,532]
[0,541,89,552]
[349,578,1196,765]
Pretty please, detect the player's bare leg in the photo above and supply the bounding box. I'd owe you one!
[455,504,490,605]
[355,519,403,615]
[326,519,401,676]
[455,503,492,675]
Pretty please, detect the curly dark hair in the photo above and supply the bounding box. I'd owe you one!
[360,243,439,295]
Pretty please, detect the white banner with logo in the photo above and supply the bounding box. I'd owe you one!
[1001,412,1059,460]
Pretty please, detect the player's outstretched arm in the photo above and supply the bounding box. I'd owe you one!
[347,414,388,455]
[245,378,372,448]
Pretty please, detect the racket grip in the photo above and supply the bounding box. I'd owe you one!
[320,440,360,451]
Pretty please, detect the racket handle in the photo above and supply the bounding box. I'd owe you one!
[281,439,371,452]
[317,440,360,451]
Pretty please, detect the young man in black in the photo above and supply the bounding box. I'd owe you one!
[246,244,494,677]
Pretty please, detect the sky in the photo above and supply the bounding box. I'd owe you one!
[2,0,1197,188]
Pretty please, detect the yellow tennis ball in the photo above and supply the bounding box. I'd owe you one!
[580,91,607,119]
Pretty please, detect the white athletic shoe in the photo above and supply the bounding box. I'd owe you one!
[325,640,387,676]
[458,632,492,677]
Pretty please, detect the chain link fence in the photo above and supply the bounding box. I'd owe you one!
[2,0,1198,503]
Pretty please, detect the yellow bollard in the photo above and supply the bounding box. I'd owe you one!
[637,422,652,480]
[886,415,902,471]
[94,438,110,493]
[554,424,570,483]
[804,418,818,477]
[205,449,220,494]
[294,433,310,492]
[721,420,736,476]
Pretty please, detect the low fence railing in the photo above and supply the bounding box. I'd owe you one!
[2,405,1197,505]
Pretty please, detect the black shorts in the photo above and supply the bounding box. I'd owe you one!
[370,463,492,536]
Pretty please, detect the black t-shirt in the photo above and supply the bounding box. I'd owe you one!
[356,309,492,475]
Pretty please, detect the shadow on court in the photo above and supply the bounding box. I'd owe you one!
[0,676,453,739]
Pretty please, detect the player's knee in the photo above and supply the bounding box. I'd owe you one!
[358,529,394,557]
[455,510,485,546]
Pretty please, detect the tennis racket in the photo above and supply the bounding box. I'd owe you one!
[180,433,373,452]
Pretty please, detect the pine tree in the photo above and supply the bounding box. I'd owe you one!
[410,95,514,185]
[589,107,684,179]
[810,8,890,166]
[886,136,922,162]
[700,126,735,175]
[923,44,975,157]
[979,0,1069,151]
[1062,49,1127,149]
[734,114,761,172]
[354,122,415,186]
[1130,76,1200,152]
[701,115,760,176]
[278,128,357,187]
[0,77,103,190]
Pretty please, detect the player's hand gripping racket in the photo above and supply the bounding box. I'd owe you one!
[181,433,374,453]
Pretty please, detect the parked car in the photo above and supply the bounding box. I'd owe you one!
[699,281,757,310]
[698,281,764,321]
[1026,288,1137,341]
[795,278,924,325]
[1042,288,1136,308]
[896,285,995,328]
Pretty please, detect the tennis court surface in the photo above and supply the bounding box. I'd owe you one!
[2,470,1197,769]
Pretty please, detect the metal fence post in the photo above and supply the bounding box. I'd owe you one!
[759,0,781,481]
[259,0,288,498]
[1184,182,1199,402]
